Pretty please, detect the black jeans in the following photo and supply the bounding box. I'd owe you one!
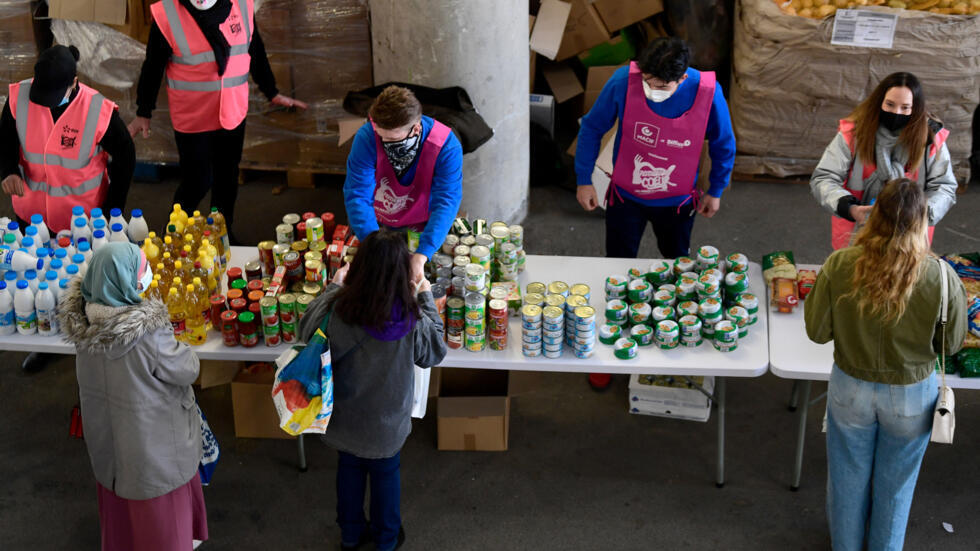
[173,120,246,229]
[605,195,696,259]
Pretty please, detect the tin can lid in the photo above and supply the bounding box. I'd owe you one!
[574,306,595,319]
[278,293,296,304]
[259,296,278,307]
[521,304,542,317]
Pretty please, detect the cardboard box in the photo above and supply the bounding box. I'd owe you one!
[592,0,664,33]
[584,64,624,113]
[231,364,293,440]
[196,360,243,389]
[555,0,611,61]
[541,61,584,104]
[628,374,713,423]
[529,94,556,137]
[437,368,517,452]
[529,0,572,60]
[49,0,127,26]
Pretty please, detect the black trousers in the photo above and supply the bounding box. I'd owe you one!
[173,120,246,228]
[605,195,696,259]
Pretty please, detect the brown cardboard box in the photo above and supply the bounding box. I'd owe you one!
[195,360,243,389]
[583,64,624,113]
[231,364,293,440]
[49,0,127,26]
[555,0,610,61]
[592,0,664,33]
[529,0,572,60]
[437,368,515,452]
[541,61,583,103]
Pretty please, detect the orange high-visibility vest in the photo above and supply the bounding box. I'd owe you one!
[150,0,254,133]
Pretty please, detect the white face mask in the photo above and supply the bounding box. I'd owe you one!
[138,267,153,293]
[642,80,675,103]
[190,0,218,9]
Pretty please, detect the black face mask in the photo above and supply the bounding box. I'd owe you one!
[880,110,911,132]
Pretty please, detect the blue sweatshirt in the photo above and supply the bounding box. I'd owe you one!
[575,66,736,206]
[344,116,463,258]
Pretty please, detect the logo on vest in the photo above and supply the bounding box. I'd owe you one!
[375,177,415,218]
[228,13,242,35]
[666,139,691,149]
[633,122,660,147]
[60,124,79,149]
[631,155,677,194]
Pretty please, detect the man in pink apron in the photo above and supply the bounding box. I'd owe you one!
[344,86,463,282]
[575,38,736,390]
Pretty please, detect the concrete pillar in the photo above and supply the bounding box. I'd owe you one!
[369,0,529,224]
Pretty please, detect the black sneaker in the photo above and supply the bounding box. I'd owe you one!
[393,526,406,551]
[22,352,53,373]
[340,530,371,551]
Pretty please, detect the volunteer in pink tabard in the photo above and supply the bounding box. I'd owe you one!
[130,0,306,243]
[344,86,464,283]
[575,37,736,390]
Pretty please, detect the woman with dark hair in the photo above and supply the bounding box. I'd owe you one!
[805,178,966,550]
[298,229,447,551]
[811,72,958,250]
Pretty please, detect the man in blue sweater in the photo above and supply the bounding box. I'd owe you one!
[575,37,736,260]
[576,38,736,390]
[343,86,463,281]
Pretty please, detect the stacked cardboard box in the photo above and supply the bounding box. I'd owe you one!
[628,374,713,423]
[437,368,538,452]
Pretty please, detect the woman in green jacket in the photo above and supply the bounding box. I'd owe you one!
[804,177,967,551]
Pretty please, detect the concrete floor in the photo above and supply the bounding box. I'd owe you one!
[0,171,978,550]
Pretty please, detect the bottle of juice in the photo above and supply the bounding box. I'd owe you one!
[142,237,160,266]
[165,287,186,341]
[209,208,231,262]
[184,283,207,345]
[191,276,211,329]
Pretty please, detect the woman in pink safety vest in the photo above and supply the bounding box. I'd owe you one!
[129,0,306,243]
[810,72,958,251]
[1,45,134,234]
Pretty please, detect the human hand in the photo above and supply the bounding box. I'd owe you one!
[331,263,350,285]
[849,205,873,224]
[1,174,24,196]
[128,117,151,139]
[416,277,431,294]
[271,94,309,110]
[410,253,427,283]
[576,185,599,211]
[697,195,721,218]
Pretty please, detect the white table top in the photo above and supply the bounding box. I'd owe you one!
[767,264,980,390]
[439,255,770,378]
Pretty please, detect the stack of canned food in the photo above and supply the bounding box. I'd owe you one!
[211,266,314,348]
[463,291,487,352]
[519,281,594,359]
[601,247,754,358]
[256,211,352,298]
[438,218,527,296]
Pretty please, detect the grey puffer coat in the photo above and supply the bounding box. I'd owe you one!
[58,279,202,500]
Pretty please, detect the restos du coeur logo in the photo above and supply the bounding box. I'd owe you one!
[633,122,660,147]
[666,138,692,149]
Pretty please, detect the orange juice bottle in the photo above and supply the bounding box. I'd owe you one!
[166,287,186,342]
[183,284,207,345]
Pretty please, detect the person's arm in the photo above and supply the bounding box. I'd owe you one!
[804,263,834,345]
[416,133,462,259]
[298,283,341,343]
[574,70,625,187]
[923,140,957,225]
[151,327,200,385]
[1,100,21,178]
[100,110,135,213]
[935,262,968,357]
[135,22,172,119]
[248,25,278,100]
[703,85,736,198]
[810,132,858,221]
[343,125,381,241]
[413,289,447,368]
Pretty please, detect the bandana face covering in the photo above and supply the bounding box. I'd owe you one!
[382,127,422,178]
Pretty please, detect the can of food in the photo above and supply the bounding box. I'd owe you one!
[230,297,248,313]
[442,234,460,256]
[290,240,309,255]
[469,245,492,271]
[726,306,750,339]
[605,299,629,323]
[257,241,276,274]
[453,255,470,269]
[526,282,547,297]
[258,296,279,325]
[465,330,486,352]
[628,302,652,325]
[614,338,637,360]
[627,267,645,282]
[453,244,471,259]
[283,251,303,281]
[736,293,760,324]
[627,279,652,303]
[475,233,495,251]
[646,261,674,286]
[521,304,542,323]
[237,311,259,347]
[598,324,622,345]
[652,289,676,308]
[271,243,290,268]
[506,224,524,247]
[295,293,314,320]
[263,322,281,347]
[677,276,697,299]
[652,306,675,323]
[630,323,655,346]
[699,297,723,323]
[695,275,719,297]
[726,253,749,274]
[713,320,738,352]
[522,344,542,357]
[655,320,680,350]
[305,217,324,243]
[573,305,596,325]
[489,225,509,249]
[523,292,545,308]
[275,223,294,245]
[219,310,239,346]
[209,295,226,327]
[677,300,700,318]
[280,320,298,344]
[605,275,628,300]
[319,212,336,236]
[559,283,586,302]
[574,346,595,359]
[674,257,697,276]
[282,213,301,228]
[724,272,749,296]
[542,294,565,310]
[542,305,564,325]
[464,291,486,319]
[546,281,568,298]
[489,331,508,351]
[679,315,703,347]
[452,217,473,235]
[697,245,720,270]
[304,259,323,284]
[522,329,542,345]
[447,331,463,349]
[277,293,297,324]
[458,234,476,248]
[249,301,261,317]
[497,242,518,264]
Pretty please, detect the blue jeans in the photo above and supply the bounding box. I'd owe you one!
[336,450,401,551]
[605,195,695,259]
[826,365,938,551]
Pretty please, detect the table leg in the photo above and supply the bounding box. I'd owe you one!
[297,434,308,473]
[790,380,811,491]
[715,377,726,488]
[788,380,800,412]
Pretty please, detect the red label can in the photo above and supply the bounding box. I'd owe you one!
[209,295,226,327]
[237,312,258,348]
[302,212,316,221]
[220,310,239,346]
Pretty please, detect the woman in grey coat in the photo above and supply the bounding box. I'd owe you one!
[298,229,447,551]
[59,242,207,551]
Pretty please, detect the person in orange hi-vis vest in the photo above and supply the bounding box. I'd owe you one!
[129,0,306,244]
[810,72,958,251]
[0,45,135,374]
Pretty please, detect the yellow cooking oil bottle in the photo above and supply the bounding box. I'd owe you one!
[166,286,186,342]
[184,283,207,345]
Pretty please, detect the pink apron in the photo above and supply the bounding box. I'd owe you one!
[608,62,714,206]
[372,120,452,229]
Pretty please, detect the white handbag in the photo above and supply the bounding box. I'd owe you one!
[930,258,955,445]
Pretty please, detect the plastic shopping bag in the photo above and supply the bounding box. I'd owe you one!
[411,365,431,418]
[197,403,219,485]
[271,313,334,436]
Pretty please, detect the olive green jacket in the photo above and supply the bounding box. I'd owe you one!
[804,246,967,385]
